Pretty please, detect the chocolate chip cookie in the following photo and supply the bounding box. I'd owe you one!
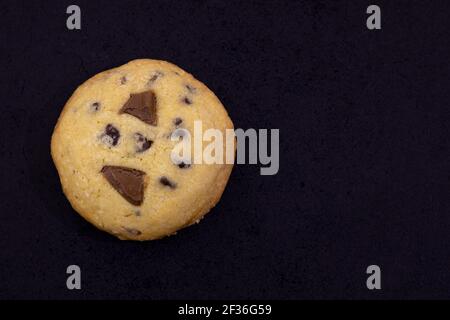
[51,59,234,240]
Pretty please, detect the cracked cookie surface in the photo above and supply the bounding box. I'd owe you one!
[51,59,234,240]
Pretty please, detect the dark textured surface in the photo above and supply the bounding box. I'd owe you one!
[0,0,450,299]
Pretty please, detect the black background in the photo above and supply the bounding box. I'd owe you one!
[0,0,449,299]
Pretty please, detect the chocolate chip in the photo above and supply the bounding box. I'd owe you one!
[148,71,163,84]
[122,227,142,236]
[159,176,176,189]
[119,90,157,126]
[134,209,141,217]
[134,133,153,153]
[173,117,183,126]
[178,162,191,169]
[101,124,120,146]
[101,166,146,206]
[90,102,101,112]
[182,97,192,105]
[186,84,196,93]
[120,76,127,85]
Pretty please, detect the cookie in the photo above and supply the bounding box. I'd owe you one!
[51,59,234,240]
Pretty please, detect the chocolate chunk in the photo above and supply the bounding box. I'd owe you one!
[173,117,183,126]
[90,102,101,112]
[178,162,191,169]
[101,166,146,206]
[119,90,157,126]
[120,76,127,85]
[122,227,142,236]
[159,176,176,189]
[182,97,192,105]
[186,84,196,93]
[100,124,120,146]
[148,71,163,84]
[134,133,153,153]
